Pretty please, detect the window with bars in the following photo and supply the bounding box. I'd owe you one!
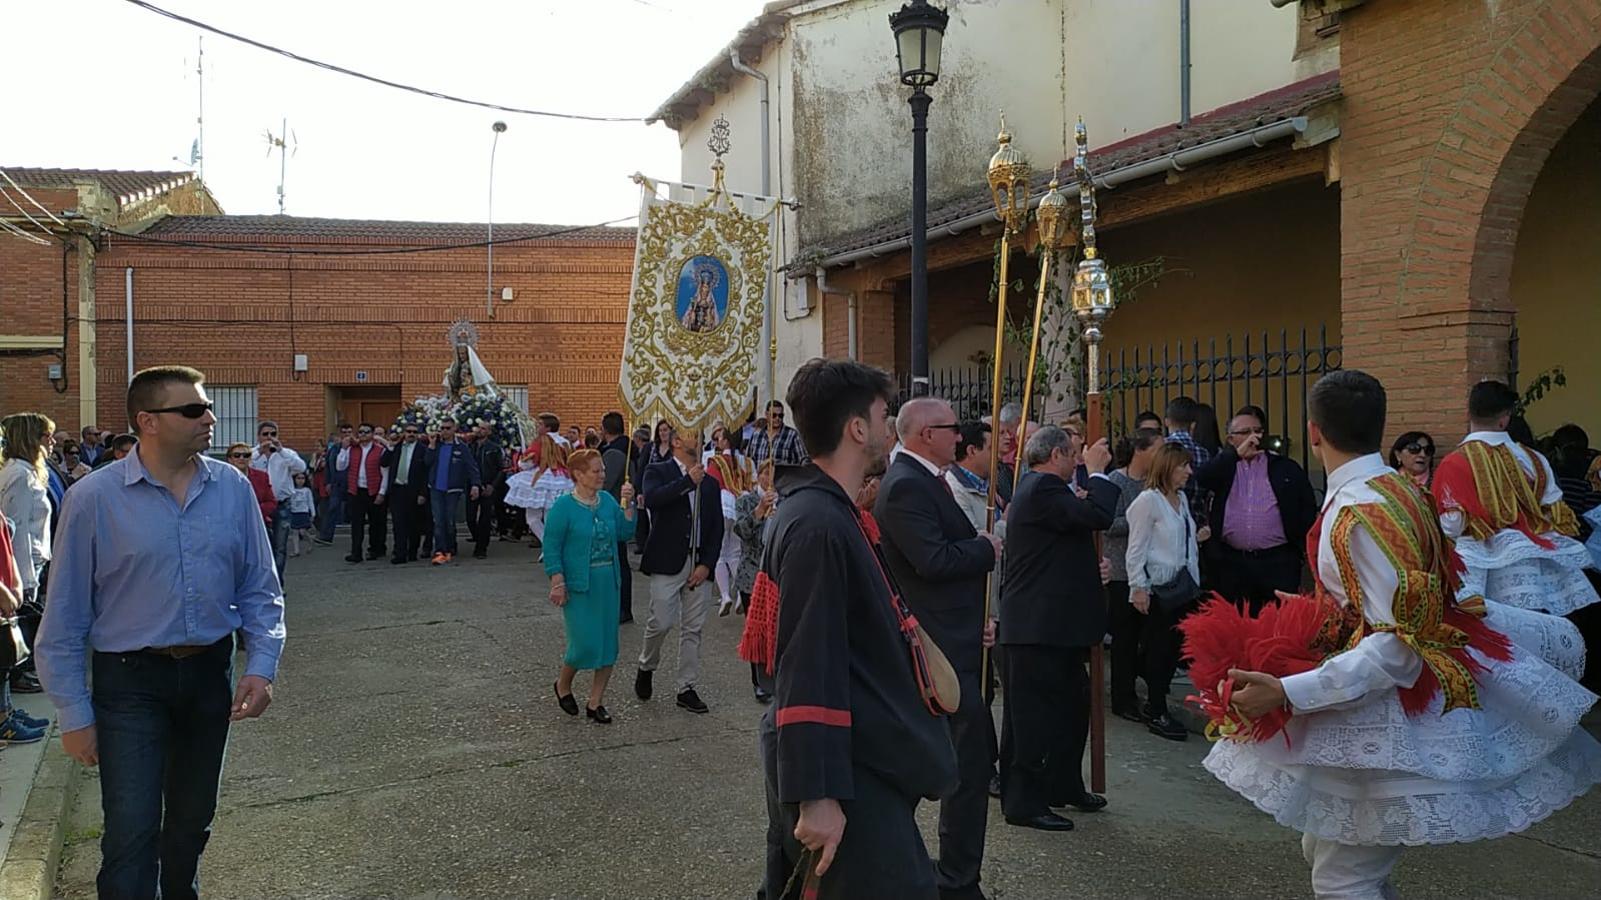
[503,385,529,413]
[209,385,259,451]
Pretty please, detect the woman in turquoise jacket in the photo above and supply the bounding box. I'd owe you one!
[545,448,636,723]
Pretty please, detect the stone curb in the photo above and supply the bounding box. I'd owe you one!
[0,733,83,900]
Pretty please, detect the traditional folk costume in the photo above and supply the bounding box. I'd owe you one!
[1433,430,1599,615]
[1199,455,1600,899]
[740,466,958,899]
[504,436,574,541]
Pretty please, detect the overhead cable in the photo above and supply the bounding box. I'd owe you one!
[122,0,648,123]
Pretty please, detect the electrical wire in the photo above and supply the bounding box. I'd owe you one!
[122,0,648,123]
[106,214,637,256]
[0,215,52,245]
[1,184,57,236]
[0,169,70,227]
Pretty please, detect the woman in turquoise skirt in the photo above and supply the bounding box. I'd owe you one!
[544,448,636,724]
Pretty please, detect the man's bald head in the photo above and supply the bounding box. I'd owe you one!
[897,398,953,441]
[897,397,960,468]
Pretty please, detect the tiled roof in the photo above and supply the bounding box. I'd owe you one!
[4,167,199,208]
[141,215,635,244]
[799,71,1341,265]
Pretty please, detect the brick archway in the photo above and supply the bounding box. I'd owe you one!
[1340,0,1601,441]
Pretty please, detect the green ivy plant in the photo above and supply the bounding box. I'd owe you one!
[975,227,1175,412]
[1516,365,1567,416]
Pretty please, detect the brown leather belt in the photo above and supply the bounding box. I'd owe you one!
[142,644,214,660]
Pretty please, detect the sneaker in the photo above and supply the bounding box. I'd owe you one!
[10,672,42,693]
[0,712,47,744]
[718,598,734,617]
[676,687,709,714]
[10,708,48,729]
[431,553,447,566]
[312,536,333,546]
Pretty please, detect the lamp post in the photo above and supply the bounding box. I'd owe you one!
[487,120,508,319]
[1068,118,1116,796]
[890,0,949,396]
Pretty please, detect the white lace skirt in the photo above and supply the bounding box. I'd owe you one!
[1204,602,1601,846]
[1456,529,1599,615]
[503,469,574,510]
[1585,506,1601,571]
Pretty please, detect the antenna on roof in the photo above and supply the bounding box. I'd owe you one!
[264,118,298,214]
[175,36,206,178]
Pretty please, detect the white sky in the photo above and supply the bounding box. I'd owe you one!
[5,0,766,225]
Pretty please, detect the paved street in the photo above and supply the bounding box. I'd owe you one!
[55,541,1601,899]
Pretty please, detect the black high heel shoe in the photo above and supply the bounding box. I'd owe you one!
[554,682,578,716]
[586,705,613,724]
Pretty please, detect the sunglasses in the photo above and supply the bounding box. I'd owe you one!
[147,402,214,419]
[1404,443,1434,456]
[259,430,278,438]
[228,451,251,459]
[358,429,374,436]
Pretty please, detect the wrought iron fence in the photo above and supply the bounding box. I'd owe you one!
[893,361,1049,422]
[1100,325,1342,478]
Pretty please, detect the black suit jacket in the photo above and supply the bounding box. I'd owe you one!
[1194,447,1317,559]
[381,442,431,495]
[999,470,1119,649]
[639,459,723,576]
[873,454,997,675]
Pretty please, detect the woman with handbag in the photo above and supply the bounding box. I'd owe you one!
[1125,442,1209,741]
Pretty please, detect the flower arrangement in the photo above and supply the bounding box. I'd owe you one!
[395,391,524,449]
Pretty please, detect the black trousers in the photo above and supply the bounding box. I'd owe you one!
[347,488,387,558]
[760,718,937,900]
[999,645,1089,820]
[1214,543,1303,615]
[467,492,495,555]
[1106,580,1147,710]
[618,542,634,622]
[934,668,991,895]
[388,485,427,560]
[1142,599,1187,713]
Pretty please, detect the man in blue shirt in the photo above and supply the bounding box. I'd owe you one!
[36,365,286,899]
[423,417,482,565]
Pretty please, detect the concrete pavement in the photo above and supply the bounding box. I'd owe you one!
[54,542,1601,898]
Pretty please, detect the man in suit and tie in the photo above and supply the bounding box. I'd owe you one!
[636,425,723,715]
[873,397,1002,900]
[599,412,637,624]
[466,422,505,559]
[381,423,431,563]
[998,424,1117,832]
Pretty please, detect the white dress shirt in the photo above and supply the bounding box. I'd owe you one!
[251,445,307,501]
[336,442,391,494]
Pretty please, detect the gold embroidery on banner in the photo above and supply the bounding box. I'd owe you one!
[622,195,771,431]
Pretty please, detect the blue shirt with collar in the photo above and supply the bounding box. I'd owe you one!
[35,446,286,733]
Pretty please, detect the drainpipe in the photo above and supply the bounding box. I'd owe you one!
[730,47,777,400]
[125,266,134,386]
[1180,0,1192,126]
[816,267,858,360]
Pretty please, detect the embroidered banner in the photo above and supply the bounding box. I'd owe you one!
[620,174,777,434]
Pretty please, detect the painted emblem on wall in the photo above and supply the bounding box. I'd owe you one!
[676,256,729,334]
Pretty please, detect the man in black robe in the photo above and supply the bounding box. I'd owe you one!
[751,359,958,899]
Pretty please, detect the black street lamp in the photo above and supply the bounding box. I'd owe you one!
[890,0,949,396]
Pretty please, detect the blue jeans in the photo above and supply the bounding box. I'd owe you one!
[317,487,345,541]
[92,638,233,900]
[431,488,462,555]
[269,506,291,585]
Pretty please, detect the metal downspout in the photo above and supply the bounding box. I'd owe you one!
[730,47,777,401]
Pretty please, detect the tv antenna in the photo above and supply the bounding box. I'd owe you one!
[264,118,298,214]
[174,36,206,178]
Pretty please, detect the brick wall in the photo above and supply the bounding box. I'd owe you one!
[5,229,635,451]
[1339,0,1601,441]
[0,187,83,430]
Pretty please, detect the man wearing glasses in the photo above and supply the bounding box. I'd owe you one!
[1193,405,1317,615]
[35,365,285,898]
[873,397,1003,899]
[381,424,431,563]
[336,423,390,564]
[250,420,307,585]
[745,400,809,470]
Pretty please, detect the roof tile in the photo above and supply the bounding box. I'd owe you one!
[4,167,198,207]
[141,215,635,244]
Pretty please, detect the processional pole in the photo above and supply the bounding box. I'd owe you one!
[979,117,1031,688]
[1010,169,1068,494]
[1070,118,1118,795]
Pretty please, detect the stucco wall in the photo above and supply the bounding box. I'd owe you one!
[1509,95,1601,440]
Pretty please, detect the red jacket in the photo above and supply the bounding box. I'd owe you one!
[247,467,277,526]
